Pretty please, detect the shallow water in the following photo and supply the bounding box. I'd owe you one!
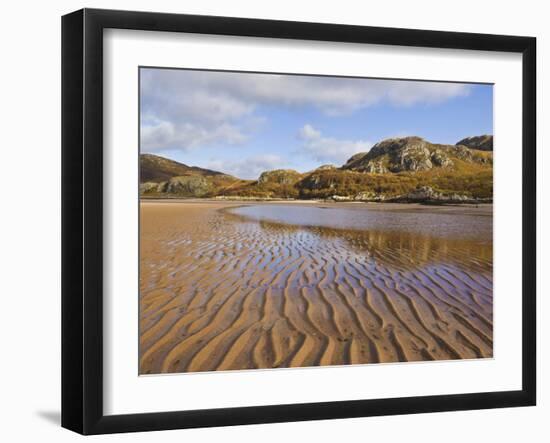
[228,204,492,241]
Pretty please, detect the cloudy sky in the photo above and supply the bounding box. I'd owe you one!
[140,68,493,179]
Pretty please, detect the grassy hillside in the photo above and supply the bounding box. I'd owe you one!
[140,153,233,182]
[297,163,492,200]
[456,135,493,151]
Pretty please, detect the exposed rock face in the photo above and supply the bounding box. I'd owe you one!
[343,136,495,176]
[343,137,451,173]
[140,182,163,194]
[404,186,443,201]
[452,144,473,160]
[394,186,472,203]
[393,138,433,171]
[431,149,454,167]
[315,164,337,171]
[299,172,336,191]
[344,152,368,169]
[363,160,389,174]
[330,195,352,201]
[162,175,212,197]
[257,169,302,185]
[456,135,493,151]
[354,191,386,201]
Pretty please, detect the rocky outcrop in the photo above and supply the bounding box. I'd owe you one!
[392,138,433,171]
[389,186,486,203]
[403,186,459,202]
[343,152,369,169]
[257,169,302,185]
[298,172,337,191]
[354,191,386,202]
[343,137,453,173]
[456,135,493,151]
[140,136,493,203]
[314,164,338,171]
[363,160,389,173]
[431,148,454,167]
[140,182,163,194]
[342,135,496,175]
[452,144,474,160]
[330,195,353,201]
[161,175,212,197]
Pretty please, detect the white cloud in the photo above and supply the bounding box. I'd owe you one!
[385,81,471,106]
[141,68,472,152]
[299,124,321,140]
[141,70,255,152]
[141,117,246,152]
[298,124,372,165]
[207,154,284,180]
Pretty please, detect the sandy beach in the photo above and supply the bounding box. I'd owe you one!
[139,200,493,374]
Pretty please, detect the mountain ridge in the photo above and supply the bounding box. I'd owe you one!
[140,153,234,182]
[456,135,493,151]
[140,135,493,202]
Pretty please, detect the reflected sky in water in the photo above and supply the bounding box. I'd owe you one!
[225,204,492,270]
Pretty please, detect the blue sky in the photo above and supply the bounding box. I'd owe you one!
[140,68,493,179]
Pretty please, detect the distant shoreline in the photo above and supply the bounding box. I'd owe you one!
[139,198,493,216]
[140,137,493,204]
[139,195,493,208]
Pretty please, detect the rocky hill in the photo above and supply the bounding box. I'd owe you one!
[140,135,493,202]
[342,136,492,173]
[139,153,246,198]
[258,169,303,185]
[456,135,493,151]
[140,153,232,182]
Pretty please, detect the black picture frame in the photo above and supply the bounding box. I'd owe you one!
[61,8,537,435]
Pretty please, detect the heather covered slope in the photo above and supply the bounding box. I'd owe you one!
[140,153,233,182]
[342,136,492,173]
[304,136,493,201]
[140,153,250,198]
[140,135,493,202]
[456,135,493,151]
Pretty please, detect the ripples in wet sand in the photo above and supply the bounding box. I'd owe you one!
[139,201,493,374]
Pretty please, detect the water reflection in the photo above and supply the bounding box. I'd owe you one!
[228,204,492,241]
[223,205,492,271]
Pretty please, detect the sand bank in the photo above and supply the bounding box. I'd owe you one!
[139,201,493,374]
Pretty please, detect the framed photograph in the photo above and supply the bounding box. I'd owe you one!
[62,8,536,435]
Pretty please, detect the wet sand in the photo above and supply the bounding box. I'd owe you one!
[139,200,493,374]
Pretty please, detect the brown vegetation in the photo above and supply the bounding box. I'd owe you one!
[140,135,493,202]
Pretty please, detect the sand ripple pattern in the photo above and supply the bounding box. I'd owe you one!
[139,202,493,374]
